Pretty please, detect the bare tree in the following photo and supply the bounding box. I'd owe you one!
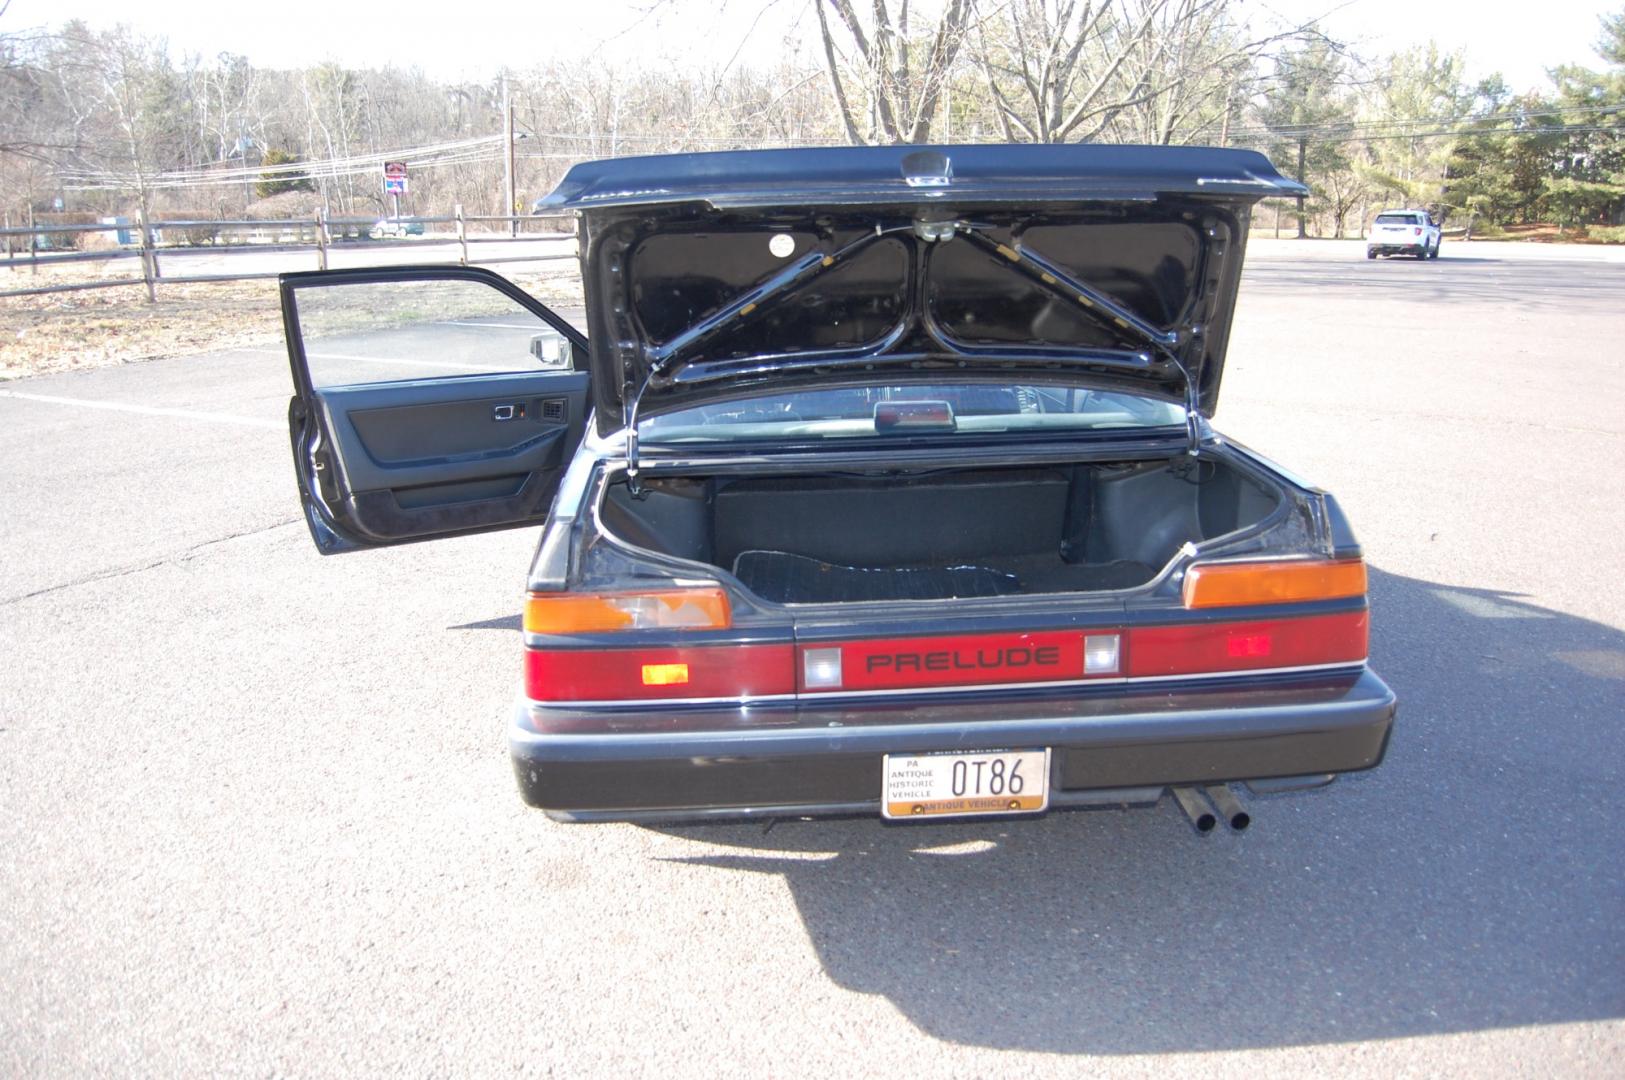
[971,0,1165,143]
[1,2,1364,229]
[814,0,973,144]
[0,7,66,163]
[971,0,1322,144]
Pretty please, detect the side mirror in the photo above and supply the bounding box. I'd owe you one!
[530,331,570,368]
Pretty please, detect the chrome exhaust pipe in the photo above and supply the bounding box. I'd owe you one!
[1171,786,1217,834]
[1204,784,1251,832]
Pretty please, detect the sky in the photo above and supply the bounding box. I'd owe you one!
[9,0,1618,95]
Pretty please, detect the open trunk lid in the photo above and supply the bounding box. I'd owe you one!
[536,144,1306,436]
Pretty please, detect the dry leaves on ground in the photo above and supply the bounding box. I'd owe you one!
[0,266,584,380]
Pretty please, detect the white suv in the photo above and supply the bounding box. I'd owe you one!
[1367,210,1441,259]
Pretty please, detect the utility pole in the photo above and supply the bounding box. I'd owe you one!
[1296,134,1308,239]
[504,79,518,238]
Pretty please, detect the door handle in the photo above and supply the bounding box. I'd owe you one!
[492,403,525,422]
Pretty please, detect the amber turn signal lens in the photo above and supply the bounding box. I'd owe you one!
[640,663,691,686]
[524,588,731,634]
[1182,558,1366,609]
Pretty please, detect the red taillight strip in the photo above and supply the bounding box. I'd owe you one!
[1125,611,1368,678]
[522,612,1368,705]
[525,644,796,703]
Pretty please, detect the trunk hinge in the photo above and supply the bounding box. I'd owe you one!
[1173,353,1203,456]
[622,367,659,498]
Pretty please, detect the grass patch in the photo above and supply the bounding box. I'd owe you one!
[1464,222,1625,244]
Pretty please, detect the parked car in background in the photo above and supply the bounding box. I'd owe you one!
[372,217,425,238]
[278,144,1395,831]
[1367,210,1440,259]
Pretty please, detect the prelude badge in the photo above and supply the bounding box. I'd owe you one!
[833,632,1084,691]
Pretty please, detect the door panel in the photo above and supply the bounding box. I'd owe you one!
[281,265,592,554]
[317,374,583,488]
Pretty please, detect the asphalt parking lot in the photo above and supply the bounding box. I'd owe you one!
[2,239,1622,1075]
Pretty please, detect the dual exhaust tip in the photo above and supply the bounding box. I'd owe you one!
[1172,784,1251,834]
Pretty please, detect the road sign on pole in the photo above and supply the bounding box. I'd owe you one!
[383,160,408,196]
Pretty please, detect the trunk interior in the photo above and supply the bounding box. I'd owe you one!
[600,459,1282,605]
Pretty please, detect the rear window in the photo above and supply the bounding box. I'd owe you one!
[1375,213,1420,225]
[641,383,1186,444]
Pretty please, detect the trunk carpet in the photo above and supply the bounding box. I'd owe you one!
[734,550,1021,603]
[732,550,1153,604]
[991,554,1157,594]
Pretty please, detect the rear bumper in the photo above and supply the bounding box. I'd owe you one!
[509,667,1396,822]
[1368,242,1426,254]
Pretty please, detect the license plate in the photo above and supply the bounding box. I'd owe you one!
[882,749,1051,820]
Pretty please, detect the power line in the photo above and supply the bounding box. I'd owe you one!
[60,135,508,190]
[52,97,1620,192]
[509,100,1622,146]
[1228,123,1622,144]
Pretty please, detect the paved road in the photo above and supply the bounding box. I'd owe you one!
[2,244,1623,1075]
[153,234,577,277]
[4,234,576,289]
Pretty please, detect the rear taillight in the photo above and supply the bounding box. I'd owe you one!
[1126,611,1368,676]
[525,644,795,702]
[1414,227,1422,236]
[521,561,1371,706]
[524,587,730,634]
[1182,558,1366,609]
[523,585,775,702]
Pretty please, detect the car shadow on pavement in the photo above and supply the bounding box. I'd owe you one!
[650,567,1625,1053]
[449,614,523,631]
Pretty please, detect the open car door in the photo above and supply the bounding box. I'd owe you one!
[280,266,590,554]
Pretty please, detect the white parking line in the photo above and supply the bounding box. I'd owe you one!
[0,389,282,429]
[443,321,545,330]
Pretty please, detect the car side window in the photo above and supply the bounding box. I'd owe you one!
[289,278,575,389]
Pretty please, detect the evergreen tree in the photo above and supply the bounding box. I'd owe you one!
[1539,10,1625,226]
[1258,40,1357,235]
[255,148,314,199]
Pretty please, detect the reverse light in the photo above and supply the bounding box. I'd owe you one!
[524,587,730,634]
[1083,633,1121,674]
[802,647,844,689]
[1182,558,1366,609]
